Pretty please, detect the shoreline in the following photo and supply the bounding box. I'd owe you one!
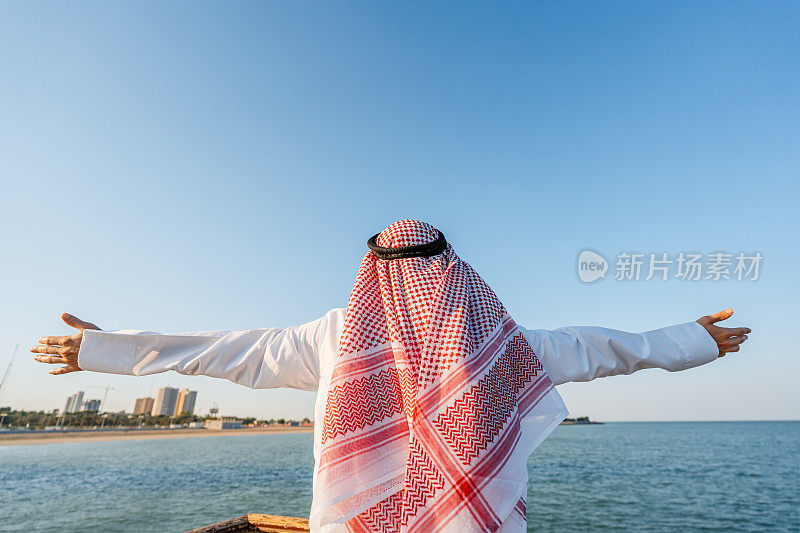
[3,419,795,448]
[0,426,313,447]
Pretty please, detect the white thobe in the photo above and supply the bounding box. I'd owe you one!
[77,309,720,530]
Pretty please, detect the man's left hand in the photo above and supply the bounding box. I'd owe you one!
[696,308,750,358]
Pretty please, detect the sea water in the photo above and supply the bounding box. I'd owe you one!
[0,421,797,532]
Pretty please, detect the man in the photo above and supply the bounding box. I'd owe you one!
[32,220,750,533]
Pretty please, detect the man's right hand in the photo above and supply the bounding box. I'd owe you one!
[31,313,100,375]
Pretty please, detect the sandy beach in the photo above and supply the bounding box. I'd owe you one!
[0,426,313,447]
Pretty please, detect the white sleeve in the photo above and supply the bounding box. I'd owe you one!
[77,308,344,391]
[521,321,720,386]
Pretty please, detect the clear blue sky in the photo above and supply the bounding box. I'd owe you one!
[1,2,797,421]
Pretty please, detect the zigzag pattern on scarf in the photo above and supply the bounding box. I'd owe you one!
[431,333,543,466]
[350,437,446,531]
[321,367,409,443]
[353,489,404,533]
[401,437,446,524]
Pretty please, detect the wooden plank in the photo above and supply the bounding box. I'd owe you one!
[248,513,310,533]
[184,514,251,533]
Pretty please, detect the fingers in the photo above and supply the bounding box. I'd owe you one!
[716,334,749,358]
[61,313,99,331]
[720,335,748,348]
[32,316,90,375]
[50,366,80,375]
[700,308,734,325]
[33,354,68,364]
[30,345,77,356]
[718,326,752,337]
[38,335,75,347]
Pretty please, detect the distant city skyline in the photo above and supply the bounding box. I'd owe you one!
[60,391,103,415]
[14,387,211,419]
[56,387,201,418]
[135,387,199,417]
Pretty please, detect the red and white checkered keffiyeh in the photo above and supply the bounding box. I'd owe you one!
[312,220,568,533]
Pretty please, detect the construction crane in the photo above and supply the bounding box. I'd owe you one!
[0,344,19,405]
[87,386,116,429]
[87,385,115,413]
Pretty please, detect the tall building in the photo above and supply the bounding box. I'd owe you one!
[152,387,179,417]
[63,391,84,413]
[174,389,197,416]
[84,399,101,412]
[133,397,154,415]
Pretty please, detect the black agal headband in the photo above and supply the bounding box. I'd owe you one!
[367,230,447,260]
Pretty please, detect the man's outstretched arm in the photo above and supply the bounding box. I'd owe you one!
[31,309,345,391]
[523,308,751,386]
